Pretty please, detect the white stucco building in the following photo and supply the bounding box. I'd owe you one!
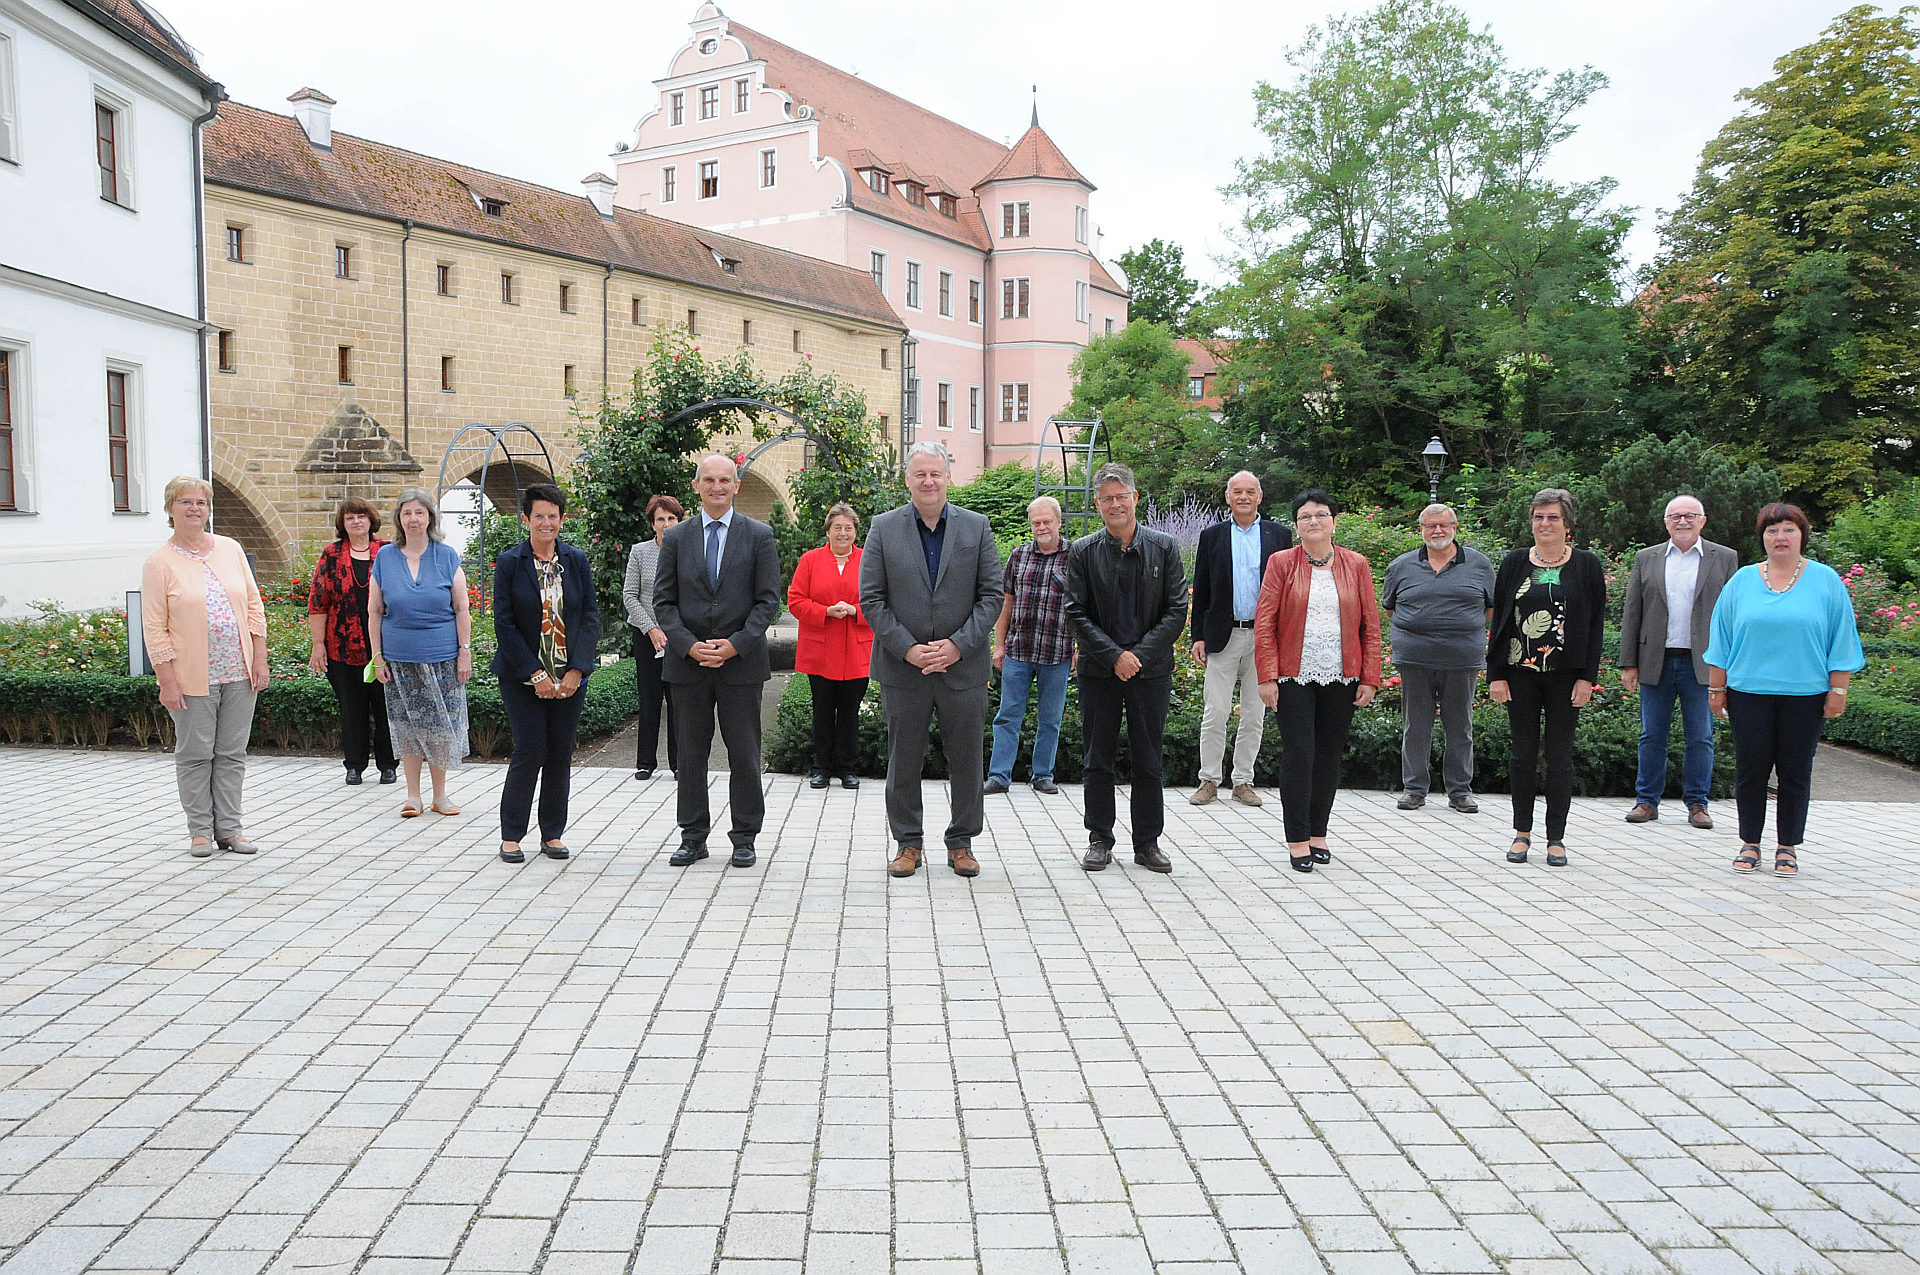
[0,0,222,616]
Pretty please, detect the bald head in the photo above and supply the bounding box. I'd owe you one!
[693,453,740,518]
[1225,471,1263,526]
[1663,495,1705,550]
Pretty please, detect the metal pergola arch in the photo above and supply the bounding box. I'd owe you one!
[659,397,846,481]
[435,421,557,612]
[1033,417,1111,539]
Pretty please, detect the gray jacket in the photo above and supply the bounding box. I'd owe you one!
[1619,538,1740,685]
[621,538,660,632]
[859,502,1004,690]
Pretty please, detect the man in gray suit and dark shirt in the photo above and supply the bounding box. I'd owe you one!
[1619,494,1739,829]
[654,454,783,868]
[861,441,1004,879]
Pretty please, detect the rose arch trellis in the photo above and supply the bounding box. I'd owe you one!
[658,396,846,485]
[436,421,557,613]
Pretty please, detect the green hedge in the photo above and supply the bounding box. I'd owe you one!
[1822,690,1920,764]
[767,666,1734,799]
[0,659,639,758]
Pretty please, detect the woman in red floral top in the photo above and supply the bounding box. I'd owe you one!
[308,498,399,784]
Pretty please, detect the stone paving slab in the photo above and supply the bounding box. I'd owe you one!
[2,747,1918,1274]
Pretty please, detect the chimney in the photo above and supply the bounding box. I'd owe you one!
[581,172,617,219]
[289,87,335,149]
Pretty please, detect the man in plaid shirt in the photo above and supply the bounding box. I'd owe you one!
[985,497,1074,795]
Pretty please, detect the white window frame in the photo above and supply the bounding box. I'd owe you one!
[661,165,676,202]
[1104,317,1115,336]
[968,278,983,326]
[103,356,145,512]
[1002,278,1030,320]
[904,260,922,311]
[759,147,776,189]
[1076,280,1090,323]
[734,77,750,113]
[968,385,982,434]
[869,250,886,295]
[0,31,18,164]
[93,86,135,209]
[698,84,719,120]
[935,381,951,431]
[698,159,718,200]
[1188,376,1206,399]
[937,270,953,319]
[669,91,685,126]
[0,335,36,512]
[1001,201,1029,238]
[1075,205,1089,244]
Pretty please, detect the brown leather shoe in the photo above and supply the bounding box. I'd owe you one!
[1189,780,1218,805]
[1624,802,1658,823]
[1687,805,1714,830]
[1134,846,1174,873]
[948,846,980,877]
[889,845,922,877]
[1231,783,1263,807]
[1082,841,1113,871]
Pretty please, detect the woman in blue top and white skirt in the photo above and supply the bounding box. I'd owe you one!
[368,488,473,817]
[1704,503,1864,877]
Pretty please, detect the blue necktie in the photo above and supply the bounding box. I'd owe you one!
[706,520,722,590]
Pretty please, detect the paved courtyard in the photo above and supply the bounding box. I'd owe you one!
[2,748,1919,1275]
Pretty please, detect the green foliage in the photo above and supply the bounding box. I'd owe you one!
[1647,5,1920,516]
[761,360,902,580]
[951,461,1052,540]
[1822,478,1920,587]
[1116,238,1206,334]
[1568,432,1781,559]
[1823,690,1920,765]
[1064,321,1227,501]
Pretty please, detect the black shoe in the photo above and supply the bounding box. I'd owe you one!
[378,768,398,785]
[669,845,709,867]
[541,841,569,859]
[1289,853,1315,873]
[1449,794,1479,814]
[499,844,525,864]
[345,770,364,786]
[1082,841,1113,871]
[983,778,1010,796]
[1311,845,1332,864]
[730,845,757,868]
[1396,791,1424,810]
[809,771,830,789]
[1507,834,1531,864]
[1133,846,1173,873]
[840,773,860,789]
[633,769,653,781]
[1031,778,1059,794]
[1545,841,1569,868]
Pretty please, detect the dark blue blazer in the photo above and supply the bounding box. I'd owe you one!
[490,539,601,683]
[1190,517,1292,654]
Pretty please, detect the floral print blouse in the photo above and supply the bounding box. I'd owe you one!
[1505,565,1568,674]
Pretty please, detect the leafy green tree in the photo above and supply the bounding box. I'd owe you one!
[1568,432,1780,560]
[1063,322,1225,502]
[761,362,902,580]
[950,461,1051,540]
[1823,477,1920,585]
[1116,239,1204,333]
[1647,5,1920,515]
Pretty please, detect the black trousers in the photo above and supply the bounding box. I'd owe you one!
[498,679,585,843]
[1079,673,1172,852]
[327,658,397,773]
[1727,689,1827,846]
[1273,680,1357,844]
[1505,668,1581,840]
[631,626,677,772]
[672,675,766,851]
[809,675,866,775]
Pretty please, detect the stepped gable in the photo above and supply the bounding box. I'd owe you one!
[204,101,901,332]
[294,400,422,475]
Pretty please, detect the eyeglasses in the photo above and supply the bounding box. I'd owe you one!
[1664,512,1702,522]
[1296,512,1333,523]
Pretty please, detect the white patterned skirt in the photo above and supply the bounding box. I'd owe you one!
[385,659,469,771]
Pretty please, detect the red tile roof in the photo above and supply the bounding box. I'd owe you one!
[1175,337,1234,410]
[204,100,902,332]
[976,123,1091,189]
[64,0,218,92]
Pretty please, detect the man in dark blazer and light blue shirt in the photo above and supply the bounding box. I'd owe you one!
[1619,494,1739,828]
[861,441,1004,880]
[1189,470,1291,806]
[654,454,783,868]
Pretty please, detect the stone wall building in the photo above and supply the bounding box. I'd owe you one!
[202,91,905,575]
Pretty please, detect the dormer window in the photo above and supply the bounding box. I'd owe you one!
[933,193,956,218]
[868,170,888,196]
[903,183,924,208]
[710,249,739,274]
[481,198,505,218]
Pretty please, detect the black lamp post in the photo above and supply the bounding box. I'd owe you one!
[1421,435,1448,504]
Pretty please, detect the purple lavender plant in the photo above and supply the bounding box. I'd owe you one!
[1142,496,1221,569]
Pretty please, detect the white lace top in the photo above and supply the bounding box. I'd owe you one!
[1284,565,1352,684]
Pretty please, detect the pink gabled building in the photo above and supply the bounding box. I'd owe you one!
[610,2,1129,480]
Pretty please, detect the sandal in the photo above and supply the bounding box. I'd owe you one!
[430,800,461,816]
[1774,846,1798,877]
[1546,840,1568,868]
[1506,834,1530,864]
[1732,844,1761,873]
[400,799,423,818]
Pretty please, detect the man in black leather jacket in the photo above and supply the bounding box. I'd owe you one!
[1065,462,1191,873]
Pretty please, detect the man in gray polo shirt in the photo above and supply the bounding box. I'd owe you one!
[1382,504,1495,812]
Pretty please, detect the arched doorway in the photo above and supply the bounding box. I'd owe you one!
[211,477,287,577]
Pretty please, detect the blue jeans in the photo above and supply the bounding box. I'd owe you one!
[1636,652,1714,808]
[989,657,1071,785]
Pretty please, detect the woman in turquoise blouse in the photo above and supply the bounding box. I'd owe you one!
[1704,503,1864,876]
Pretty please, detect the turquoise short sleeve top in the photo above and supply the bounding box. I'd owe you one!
[1703,560,1864,696]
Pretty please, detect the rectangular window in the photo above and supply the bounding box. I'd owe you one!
[217,330,234,373]
[96,102,122,203]
[559,282,572,313]
[337,346,352,384]
[335,244,351,279]
[687,308,698,335]
[482,198,504,218]
[501,272,515,304]
[225,226,245,262]
[999,382,1030,423]
[968,278,982,324]
[741,318,753,345]
[441,355,454,392]
[1188,376,1205,399]
[436,263,451,295]
[0,349,14,510]
[760,148,776,188]
[1075,205,1089,244]
[1076,280,1089,323]
[563,364,576,397]
[1001,201,1029,238]
[0,32,15,163]
[734,78,750,112]
[968,386,982,433]
[106,369,129,510]
[869,251,886,294]
[880,346,889,371]
[936,382,951,431]
[699,160,718,199]
[670,92,684,125]
[1002,278,1030,320]
[905,261,921,310]
[938,271,952,318]
[792,328,802,353]
[867,169,888,196]
[631,296,644,325]
[1000,382,1014,424]
[1104,317,1114,336]
[699,84,719,119]
[662,166,676,202]
[904,183,924,208]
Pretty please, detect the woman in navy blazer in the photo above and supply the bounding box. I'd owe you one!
[491,483,600,864]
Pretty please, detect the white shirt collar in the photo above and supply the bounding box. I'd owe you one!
[704,508,734,530]
[1665,539,1703,558]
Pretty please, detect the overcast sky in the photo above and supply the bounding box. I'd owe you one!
[152,0,1843,289]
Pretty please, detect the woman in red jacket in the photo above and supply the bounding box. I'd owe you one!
[788,503,874,789]
[1255,489,1383,873]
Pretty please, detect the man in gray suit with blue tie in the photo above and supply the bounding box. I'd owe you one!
[654,454,783,868]
[861,441,1004,879]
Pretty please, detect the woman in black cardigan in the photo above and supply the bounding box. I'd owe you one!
[1486,488,1606,868]
[492,482,600,864]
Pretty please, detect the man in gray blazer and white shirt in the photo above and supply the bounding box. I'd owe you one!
[1619,494,1739,828]
[861,441,1004,879]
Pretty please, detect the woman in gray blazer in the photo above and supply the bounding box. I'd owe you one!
[622,495,683,778]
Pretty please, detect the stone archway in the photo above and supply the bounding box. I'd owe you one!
[210,443,294,576]
[733,469,784,522]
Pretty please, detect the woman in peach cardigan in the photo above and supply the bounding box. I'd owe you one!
[141,476,271,857]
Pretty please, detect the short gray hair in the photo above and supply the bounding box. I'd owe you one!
[392,487,445,542]
[1092,462,1136,492]
[1027,495,1063,520]
[1419,503,1457,524]
[1531,487,1576,529]
[903,440,952,472]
